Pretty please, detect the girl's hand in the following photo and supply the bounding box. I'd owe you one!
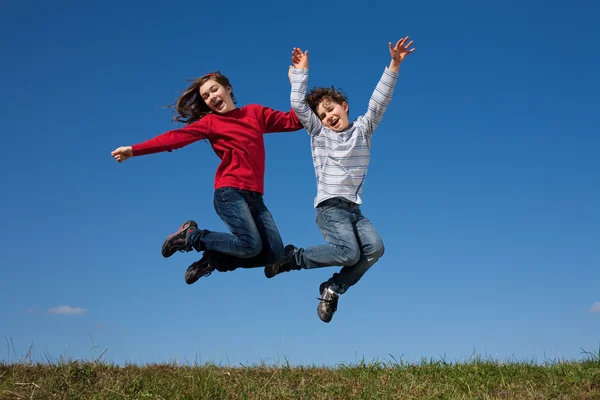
[111,146,133,163]
[389,36,415,72]
[291,47,309,69]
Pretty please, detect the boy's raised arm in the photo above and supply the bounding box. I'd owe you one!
[289,48,323,136]
[359,36,415,136]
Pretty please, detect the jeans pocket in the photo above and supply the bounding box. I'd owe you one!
[316,205,334,227]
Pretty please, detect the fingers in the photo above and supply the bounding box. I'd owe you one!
[390,36,415,54]
[291,48,305,56]
[111,147,129,163]
[291,47,308,67]
[395,37,406,49]
[291,48,302,62]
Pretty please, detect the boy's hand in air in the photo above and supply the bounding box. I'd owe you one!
[389,36,415,72]
[291,47,309,70]
[111,146,133,163]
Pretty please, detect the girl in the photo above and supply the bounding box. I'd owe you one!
[111,71,303,284]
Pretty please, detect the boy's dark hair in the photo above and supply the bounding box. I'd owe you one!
[167,71,236,125]
[306,86,349,115]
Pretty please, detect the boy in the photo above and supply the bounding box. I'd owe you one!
[264,37,415,323]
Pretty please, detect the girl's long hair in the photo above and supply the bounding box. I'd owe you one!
[167,72,236,125]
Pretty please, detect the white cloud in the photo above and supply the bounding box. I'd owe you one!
[48,306,86,316]
[589,302,600,313]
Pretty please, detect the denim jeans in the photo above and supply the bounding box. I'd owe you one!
[187,187,284,270]
[293,197,385,294]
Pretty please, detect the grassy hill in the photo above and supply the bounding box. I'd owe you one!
[2,352,599,399]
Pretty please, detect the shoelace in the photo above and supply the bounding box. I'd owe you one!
[316,296,338,312]
[190,251,215,276]
[192,262,214,278]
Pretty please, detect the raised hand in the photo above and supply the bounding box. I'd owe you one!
[389,36,415,72]
[291,47,309,70]
[111,146,133,163]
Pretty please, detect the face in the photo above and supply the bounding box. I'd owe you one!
[199,80,236,113]
[316,98,350,131]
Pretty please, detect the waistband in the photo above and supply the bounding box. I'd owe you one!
[317,197,360,209]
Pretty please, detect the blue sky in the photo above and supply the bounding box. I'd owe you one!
[1,0,599,366]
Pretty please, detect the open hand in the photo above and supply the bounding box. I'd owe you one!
[390,36,415,62]
[111,146,133,163]
[389,37,415,71]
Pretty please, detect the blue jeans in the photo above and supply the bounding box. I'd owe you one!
[293,198,385,294]
[187,187,284,270]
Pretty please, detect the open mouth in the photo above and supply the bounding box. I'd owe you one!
[212,100,224,110]
[330,118,340,129]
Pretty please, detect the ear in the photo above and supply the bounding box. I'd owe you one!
[226,86,232,94]
[343,101,349,113]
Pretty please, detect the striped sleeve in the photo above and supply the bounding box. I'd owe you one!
[355,67,398,136]
[290,68,323,136]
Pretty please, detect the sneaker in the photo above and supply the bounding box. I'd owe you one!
[317,282,339,323]
[161,220,198,258]
[185,252,216,285]
[264,245,300,278]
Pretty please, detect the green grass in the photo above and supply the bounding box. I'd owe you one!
[2,352,599,400]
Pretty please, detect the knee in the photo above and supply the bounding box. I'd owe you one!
[374,238,385,259]
[366,237,385,260]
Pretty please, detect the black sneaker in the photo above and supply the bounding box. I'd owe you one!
[317,282,339,323]
[161,220,198,258]
[185,252,216,285]
[264,245,300,278]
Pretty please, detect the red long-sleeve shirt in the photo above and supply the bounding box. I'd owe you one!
[131,104,302,194]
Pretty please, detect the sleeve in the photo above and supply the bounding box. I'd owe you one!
[290,68,324,136]
[261,105,304,134]
[354,67,398,136]
[131,118,210,156]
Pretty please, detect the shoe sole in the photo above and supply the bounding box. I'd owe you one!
[185,260,214,285]
[264,263,279,279]
[161,220,198,258]
[264,246,298,278]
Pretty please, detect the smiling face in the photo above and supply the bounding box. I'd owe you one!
[199,79,236,114]
[316,97,350,131]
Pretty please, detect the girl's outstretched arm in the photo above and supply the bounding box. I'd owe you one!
[261,106,304,134]
[111,119,210,162]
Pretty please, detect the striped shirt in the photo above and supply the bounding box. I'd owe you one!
[290,67,398,208]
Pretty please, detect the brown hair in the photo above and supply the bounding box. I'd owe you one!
[306,86,349,116]
[167,71,236,125]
